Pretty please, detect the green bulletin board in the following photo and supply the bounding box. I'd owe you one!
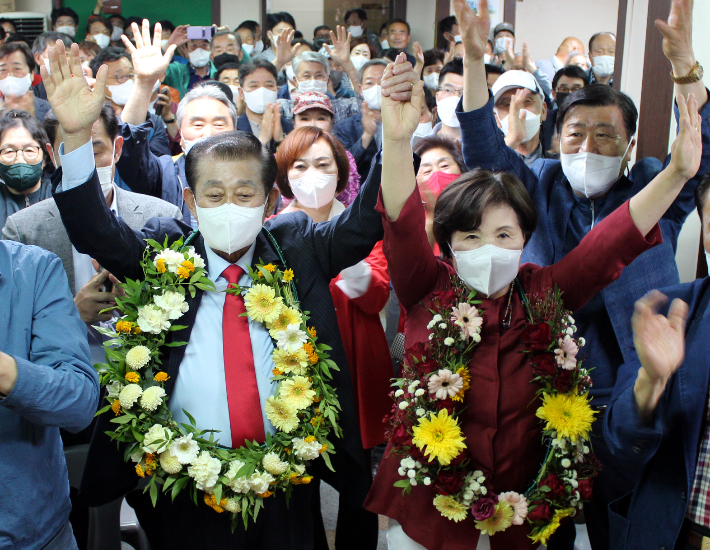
[62,0,214,41]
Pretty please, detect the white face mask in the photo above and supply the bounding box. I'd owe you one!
[494,36,513,54]
[347,25,363,38]
[0,74,31,97]
[189,48,211,68]
[253,39,264,55]
[454,35,462,43]
[362,84,382,110]
[591,55,615,78]
[182,136,204,155]
[298,79,328,94]
[560,139,632,198]
[437,95,461,128]
[95,139,116,198]
[243,87,278,114]
[110,26,123,42]
[500,108,542,143]
[195,202,265,255]
[350,55,368,72]
[242,43,254,56]
[161,39,169,49]
[289,171,338,209]
[228,85,240,103]
[423,72,439,90]
[107,79,135,106]
[414,121,433,136]
[452,244,522,297]
[56,25,76,38]
[706,250,710,271]
[484,54,492,64]
[93,34,110,49]
[380,39,389,50]
[285,64,295,81]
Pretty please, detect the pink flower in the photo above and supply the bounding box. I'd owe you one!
[428,369,464,400]
[451,303,483,339]
[554,335,579,370]
[498,492,528,525]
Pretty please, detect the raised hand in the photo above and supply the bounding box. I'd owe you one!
[668,93,702,180]
[501,88,531,149]
[326,26,352,67]
[166,24,189,51]
[273,29,299,73]
[123,20,176,85]
[272,104,284,143]
[453,0,490,62]
[382,53,425,143]
[656,0,695,70]
[259,103,275,145]
[522,43,537,74]
[41,40,107,142]
[379,56,419,103]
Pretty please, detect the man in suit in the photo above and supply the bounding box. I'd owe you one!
[446,0,709,548]
[535,37,586,84]
[41,38,417,548]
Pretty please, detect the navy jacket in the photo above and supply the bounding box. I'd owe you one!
[237,112,294,154]
[333,112,379,179]
[457,93,710,402]
[602,278,710,550]
[50,156,383,514]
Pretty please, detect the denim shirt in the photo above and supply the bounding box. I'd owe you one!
[0,240,98,549]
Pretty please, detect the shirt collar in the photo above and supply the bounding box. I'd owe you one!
[203,240,257,283]
[108,184,118,214]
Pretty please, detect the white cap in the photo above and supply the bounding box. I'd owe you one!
[491,70,542,103]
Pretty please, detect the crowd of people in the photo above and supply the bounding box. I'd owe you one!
[0,0,709,549]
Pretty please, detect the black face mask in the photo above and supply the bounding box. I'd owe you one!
[555,92,569,107]
[213,53,240,69]
[330,69,344,90]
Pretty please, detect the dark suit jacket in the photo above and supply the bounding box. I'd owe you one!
[602,278,710,550]
[237,112,294,153]
[51,156,383,545]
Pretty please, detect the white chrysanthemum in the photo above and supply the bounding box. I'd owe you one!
[140,386,167,412]
[262,452,289,475]
[118,384,142,409]
[294,463,306,475]
[169,433,200,464]
[292,437,322,460]
[154,290,189,320]
[223,498,240,513]
[137,304,171,334]
[248,471,275,494]
[154,249,185,273]
[106,380,123,399]
[187,451,222,491]
[444,337,455,346]
[159,450,183,474]
[126,345,151,370]
[184,247,206,269]
[142,424,173,454]
[275,323,309,352]
[225,460,251,493]
[130,450,143,463]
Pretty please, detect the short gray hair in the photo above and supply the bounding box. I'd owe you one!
[359,58,388,82]
[292,51,330,79]
[212,30,241,51]
[176,84,238,128]
[32,31,73,55]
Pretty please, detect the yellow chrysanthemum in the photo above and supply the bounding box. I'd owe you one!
[154,372,170,383]
[476,500,514,535]
[258,491,274,498]
[307,327,317,338]
[536,393,597,443]
[273,368,284,376]
[300,476,313,484]
[132,325,142,334]
[433,495,468,522]
[310,415,323,427]
[305,435,317,443]
[279,375,316,410]
[111,399,122,416]
[303,343,314,355]
[530,508,575,545]
[283,269,294,282]
[267,307,303,338]
[265,396,299,433]
[264,264,276,272]
[116,320,133,333]
[156,258,167,273]
[125,372,140,383]
[308,353,319,365]
[181,260,195,273]
[452,366,471,402]
[135,464,145,478]
[412,409,467,466]
[244,284,284,324]
[272,347,309,375]
[145,453,156,466]
[319,444,328,454]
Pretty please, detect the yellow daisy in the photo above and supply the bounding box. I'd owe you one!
[244,284,284,324]
[283,269,294,282]
[536,393,597,443]
[265,396,299,433]
[433,495,468,522]
[264,264,276,272]
[272,348,309,375]
[530,508,575,545]
[125,372,140,383]
[476,500,514,535]
[412,409,466,466]
[267,307,303,338]
[279,375,316,410]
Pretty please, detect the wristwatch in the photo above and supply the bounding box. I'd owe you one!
[163,117,176,124]
[671,61,704,84]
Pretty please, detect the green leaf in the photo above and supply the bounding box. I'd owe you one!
[321,450,334,472]
[95,404,112,416]
[110,415,135,424]
[183,410,197,427]
[145,239,162,250]
[393,479,411,488]
[169,325,188,332]
[149,480,158,506]
[171,475,189,501]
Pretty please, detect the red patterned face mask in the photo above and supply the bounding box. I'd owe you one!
[421,170,461,199]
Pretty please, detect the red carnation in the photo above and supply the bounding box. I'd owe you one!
[390,424,412,446]
[436,398,455,415]
[553,369,575,393]
[414,357,439,375]
[432,290,457,308]
[471,497,497,520]
[528,501,552,522]
[435,471,465,495]
[532,354,558,377]
[540,473,565,498]
[522,322,553,351]
[577,477,594,501]
[405,342,431,365]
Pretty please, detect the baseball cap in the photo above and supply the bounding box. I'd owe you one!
[293,92,335,116]
[491,70,542,103]
[493,22,515,37]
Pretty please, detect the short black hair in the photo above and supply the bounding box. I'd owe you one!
[0,110,49,164]
[438,15,457,36]
[388,18,410,35]
[0,41,35,72]
[313,25,330,37]
[90,46,131,78]
[556,83,637,141]
[159,20,175,35]
[215,63,241,81]
[345,9,367,22]
[266,12,296,32]
[433,169,538,257]
[32,32,73,56]
[124,17,143,31]
[44,102,118,152]
[292,38,314,52]
[237,20,259,34]
[423,86,436,114]
[439,58,463,87]
[51,7,79,27]
[185,131,277,196]
[238,58,278,86]
[0,27,6,42]
[380,48,402,61]
[379,22,388,34]
[86,15,111,36]
[589,32,616,54]
[551,65,589,90]
[414,135,466,173]
[485,63,505,76]
[696,171,710,222]
[423,48,445,72]
[109,14,126,26]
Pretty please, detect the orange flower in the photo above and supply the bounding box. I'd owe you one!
[308,353,319,365]
[181,260,195,272]
[125,372,140,383]
[272,368,284,376]
[258,491,273,498]
[307,327,317,338]
[313,395,321,403]
[116,320,133,333]
[289,473,301,484]
[145,468,154,476]
[136,464,145,478]
[156,258,167,273]
[284,447,291,454]
[111,400,122,416]
[310,416,323,427]
[300,476,313,485]
[145,453,156,466]
[154,372,170,383]
[264,264,276,272]
[319,444,328,454]
[132,326,142,335]
[305,435,317,443]
[177,266,191,279]
[205,494,227,512]
[303,343,314,355]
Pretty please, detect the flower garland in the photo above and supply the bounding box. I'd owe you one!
[95,235,341,529]
[386,279,600,543]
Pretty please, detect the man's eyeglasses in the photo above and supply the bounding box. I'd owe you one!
[111,73,135,84]
[556,86,583,93]
[438,86,464,97]
[0,146,41,163]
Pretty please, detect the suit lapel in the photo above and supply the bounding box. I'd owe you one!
[47,203,76,291]
[114,187,142,227]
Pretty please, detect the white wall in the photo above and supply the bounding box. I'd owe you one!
[268,0,324,41]
[14,0,50,15]
[221,0,261,30]
[407,0,436,50]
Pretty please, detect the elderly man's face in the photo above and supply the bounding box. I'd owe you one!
[212,33,241,60]
[180,97,235,142]
[296,60,327,83]
[0,51,30,80]
[560,104,633,163]
[237,27,255,46]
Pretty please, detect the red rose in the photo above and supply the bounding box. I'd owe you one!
[436,398,455,414]
[553,369,575,393]
[390,424,412,446]
[435,471,465,495]
[471,497,497,520]
[432,290,457,308]
[528,501,552,522]
[405,342,431,365]
[522,322,552,351]
[414,357,439,375]
[540,473,566,498]
[577,478,594,501]
[532,354,558,378]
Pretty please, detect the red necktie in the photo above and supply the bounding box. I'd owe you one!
[222,265,265,447]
